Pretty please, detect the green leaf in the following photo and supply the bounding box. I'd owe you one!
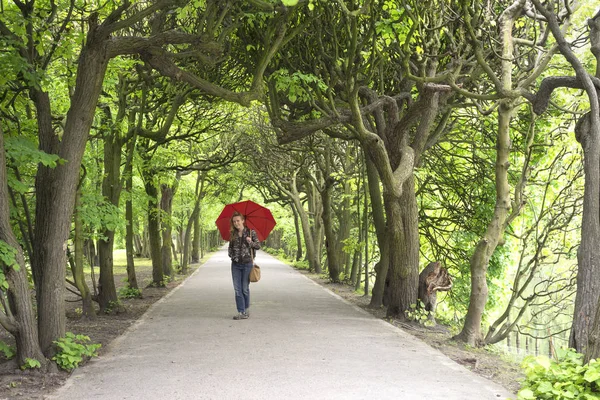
[583,368,600,383]
[537,381,553,393]
[518,388,535,400]
[281,0,299,5]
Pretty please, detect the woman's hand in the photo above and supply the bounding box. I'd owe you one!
[246,237,252,244]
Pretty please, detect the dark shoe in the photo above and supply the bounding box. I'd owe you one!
[244,311,250,318]
[233,313,248,320]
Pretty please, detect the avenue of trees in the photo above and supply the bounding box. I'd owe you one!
[1,0,600,378]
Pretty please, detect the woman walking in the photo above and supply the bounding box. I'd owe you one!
[228,211,260,320]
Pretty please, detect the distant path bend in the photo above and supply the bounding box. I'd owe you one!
[47,247,512,400]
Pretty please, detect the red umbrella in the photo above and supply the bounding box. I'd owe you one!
[215,200,276,241]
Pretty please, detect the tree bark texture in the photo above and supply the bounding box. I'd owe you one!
[73,189,95,318]
[572,112,600,355]
[160,183,176,278]
[97,132,120,311]
[366,152,389,308]
[191,210,201,263]
[385,175,420,319]
[145,179,164,286]
[33,37,111,354]
[322,181,341,282]
[125,152,138,290]
[292,204,303,261]
[456,102,513,346]
[182,174,203,274]
[561,15,600,360]
[0,128,46,366]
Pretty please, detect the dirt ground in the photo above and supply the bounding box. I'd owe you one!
[0,255,522,399]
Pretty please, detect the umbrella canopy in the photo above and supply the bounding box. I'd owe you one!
[215,200,276,242]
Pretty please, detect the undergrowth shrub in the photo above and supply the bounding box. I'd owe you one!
[52,332,101,371]
[119,286,142,299]
[518,348,600,400]
[0,341,16,359]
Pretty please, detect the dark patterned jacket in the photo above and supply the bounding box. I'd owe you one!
[228,228,260,264]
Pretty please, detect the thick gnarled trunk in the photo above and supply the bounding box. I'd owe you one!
[33,40,110,354]
[384,175,420,318]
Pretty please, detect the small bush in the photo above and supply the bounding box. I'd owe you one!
[52,333,101,371]
[518,348,600,399]
[0,341,16,359]
[104,300,122,314]
[405,301,435,327]
[20,358,41,370]
[292,260,309,270]
[119,286,142,299]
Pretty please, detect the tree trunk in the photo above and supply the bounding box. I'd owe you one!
[322,181,341,282]
[32,38,111,354]
[0,127,47,367]
[281,173,321,273]
[125,147,138,290]
[73,189,95,318]
[97,135,121,310]
[292,204,303,261]
[456,102,513,346]
[574,114,600,355]
[570,16,600,360]
[160,183,175,278]
[182,174,204,274]
[191,211,200,263]
[365,152,388,308]
[307,179,324,268]
[350,173,363,285]
[339,178,353,277]
[385,174,420,319]
[145,179,164,287]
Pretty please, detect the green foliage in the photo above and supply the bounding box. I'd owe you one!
[0,240,22,292]
[20,358,41,370]
[293,260,310,270]
[0,341,16,360]
[518,349,600,400]
[4,137,62,194]
[405,301,435,327]
[271,69,328,103]
[52,333,101,371]
[118,286,142,299]
[78,192,125,238]
[0,240,18,269]
[104,301,122,314]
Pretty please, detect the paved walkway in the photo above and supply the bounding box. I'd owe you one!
[47,247,512,400]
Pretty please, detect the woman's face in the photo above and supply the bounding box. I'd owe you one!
[232,215,244,232]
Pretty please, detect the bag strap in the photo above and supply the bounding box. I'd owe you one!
[249,230,256,261]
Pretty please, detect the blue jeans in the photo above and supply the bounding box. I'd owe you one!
[231,262,253,313]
